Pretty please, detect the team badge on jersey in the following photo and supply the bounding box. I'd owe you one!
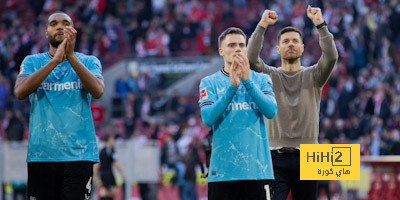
[19,65,24,75]
[200,88,208,100]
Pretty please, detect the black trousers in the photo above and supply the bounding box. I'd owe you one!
[28,161,94,200]
[270,150,317,200]
[208,180,272,200]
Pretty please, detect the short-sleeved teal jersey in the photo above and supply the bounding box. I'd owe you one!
[18,52,102,162]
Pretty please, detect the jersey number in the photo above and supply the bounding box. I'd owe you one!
[85,177,92,200]
[264,184,271,200]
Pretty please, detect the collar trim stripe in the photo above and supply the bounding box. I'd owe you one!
[221,68,229,77]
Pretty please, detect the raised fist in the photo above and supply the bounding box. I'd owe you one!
[307,5,324,26]
[258,10,278,28]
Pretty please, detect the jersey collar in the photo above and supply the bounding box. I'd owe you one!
[47,52,67,62]
[221,68,229,77]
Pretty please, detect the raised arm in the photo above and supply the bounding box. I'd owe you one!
[243,78,277,119]
[307,5,339,87]
[200,59,243,126]
[14,40,67,100]
[199,83,238,127]
[67,55,105,99]
[237,53,277,119]
[64,26,104,99]
[247,9,278,74]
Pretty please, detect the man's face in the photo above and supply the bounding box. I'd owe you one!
[46,13,73,48]
[276,31,304,61]
[219,34,247,65]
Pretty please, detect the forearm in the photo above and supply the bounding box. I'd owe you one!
[113,162,125,176]
[68,55,104,98]
[200,85,238,126]
[14,60,59,99]
[318,26,339,64]
[243,79,277,119]
[315,26,339,86]
[93,163,100,178]
[247,25,268,73]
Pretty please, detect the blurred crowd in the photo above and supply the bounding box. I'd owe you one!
[1,0,400,198]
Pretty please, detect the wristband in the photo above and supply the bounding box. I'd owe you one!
[316,21,327,29]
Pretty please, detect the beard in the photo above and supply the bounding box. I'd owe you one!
[284,57,300,64]
[48,35,63,48]
[283,51,301,64]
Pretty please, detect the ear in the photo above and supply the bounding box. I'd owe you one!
[276,45,281,55]
[45,30,48,39]
[218,48,223,57]
[300,44,304,54]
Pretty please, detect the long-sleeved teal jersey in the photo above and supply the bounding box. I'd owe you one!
[199,68,277,182]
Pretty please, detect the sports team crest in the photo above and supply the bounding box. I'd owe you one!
[200,88,208,100]
[19,64,24,74]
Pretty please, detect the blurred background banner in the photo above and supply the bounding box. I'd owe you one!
[122,139,160,183]
[2,142,27,183]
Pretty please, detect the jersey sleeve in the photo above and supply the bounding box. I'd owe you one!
[198,77,217,107]
[198,77,238,126]
[242,73,277,119]
[17,56,35,77]
[86,56,104,80]
[260,74,275,97]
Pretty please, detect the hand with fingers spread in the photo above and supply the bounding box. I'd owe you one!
[230,58,241,87]
[236,53,250,82]
[53,39,67,64]
[258,9,278,28]
[64,26,77,59]
[307,5,324,26]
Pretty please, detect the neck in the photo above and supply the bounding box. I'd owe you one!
[223,62,232,74]
[49,44,57,57]
[281,58,301,72]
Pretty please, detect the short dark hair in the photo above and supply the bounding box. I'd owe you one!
[47,11,73,25]
[48,11,68,19]
[218,27,247,48]
[103,134,115,142]
[277,26,302,44]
